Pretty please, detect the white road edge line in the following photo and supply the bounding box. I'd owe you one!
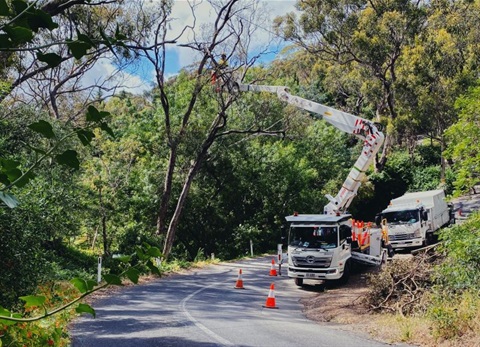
[180,281,235,346]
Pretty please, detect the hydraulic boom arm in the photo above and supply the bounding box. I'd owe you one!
[238,83,385,215]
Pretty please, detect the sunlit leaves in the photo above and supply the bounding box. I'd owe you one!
[0,307,21,326]
[444,86,480,195]
[19,295,46,308]
[71,278,97,294]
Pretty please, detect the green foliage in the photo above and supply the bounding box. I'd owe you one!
[444,85,480,196]
[428,290,480,340]
[0,105,115,208]
[434,213,480,291]
[0,244,162,346]
[425,213,480,339]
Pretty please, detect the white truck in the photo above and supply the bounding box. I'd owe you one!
[236,82,390,286]
[375,189,455,249]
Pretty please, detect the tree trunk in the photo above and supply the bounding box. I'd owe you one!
[376,132,391,171]
[440,136,446,185]
[156,145,178,235]
[163,114,225,258]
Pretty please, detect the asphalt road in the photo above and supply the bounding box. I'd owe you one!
[70,256,411,347]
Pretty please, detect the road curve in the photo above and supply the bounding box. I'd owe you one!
[70,256,411,347]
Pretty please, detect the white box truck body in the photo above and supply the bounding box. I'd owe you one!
[377,190,454,249]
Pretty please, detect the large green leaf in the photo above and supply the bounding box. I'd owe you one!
[0,191,19,208]
[27,9,58,32]
[0,173,9,185]
[37,52,62,68]
[0,158,20,170]
[5,25,33,44]
[4,167,21,183]
[71,278,88,294]
[135,247,148,261]
[100,122,115,138]
[0,0,9,16]
[0,306,21,326]
[146,260,161,276]
[19,295,46,308]
[0,34,11,49]
[12,170,35,188]
[103,274,123,285]
[77,129,95,146]
[77,32,95,47]
[115,255,132,263]
[76,303,96,318]
[147,246,162,258]
[11,0,27,14]
[86,105,109,122]
[56,150,80,170]
[28,120,55,139]
[67,39,91,59]
[126,267,140,284]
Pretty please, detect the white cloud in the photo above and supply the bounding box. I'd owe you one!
[167,0,297,71]
[83,0,298,95]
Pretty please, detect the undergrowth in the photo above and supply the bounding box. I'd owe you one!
[365,212,480,345]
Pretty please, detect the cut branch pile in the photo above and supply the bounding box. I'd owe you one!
[365,246,443,316]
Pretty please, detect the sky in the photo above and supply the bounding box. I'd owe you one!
[90,0,298,95]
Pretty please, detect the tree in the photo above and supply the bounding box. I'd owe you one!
[394,0,480,182]
[117,0,282,258]
[273,0,427,169]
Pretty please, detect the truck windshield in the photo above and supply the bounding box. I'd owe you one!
[289,226,338,249]
[383,210,418,224]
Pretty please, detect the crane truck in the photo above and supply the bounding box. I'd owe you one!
[235,82,390,286]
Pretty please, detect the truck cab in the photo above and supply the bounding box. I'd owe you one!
[376,189,454,249]
[285,214,353,286]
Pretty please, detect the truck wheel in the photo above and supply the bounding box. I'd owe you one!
[294,278,303,286]
[338,261,350,285]
[424,232,435,246]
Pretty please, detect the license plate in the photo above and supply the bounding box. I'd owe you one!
[306,273,316,278]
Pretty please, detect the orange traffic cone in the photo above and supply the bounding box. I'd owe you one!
[269,258,278,276]
[263,283,278,309]
[234,269,245,289]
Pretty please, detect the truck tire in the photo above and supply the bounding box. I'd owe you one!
[424,232,435,246]
[294,278,303,286]
[338,261,350,285]
[327,261,350,287]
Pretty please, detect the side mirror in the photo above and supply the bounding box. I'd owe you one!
[422,210,428,221]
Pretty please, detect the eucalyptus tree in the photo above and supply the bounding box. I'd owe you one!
[117,0,284,258]
[395,0,480,182]
[273,0,428,169]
